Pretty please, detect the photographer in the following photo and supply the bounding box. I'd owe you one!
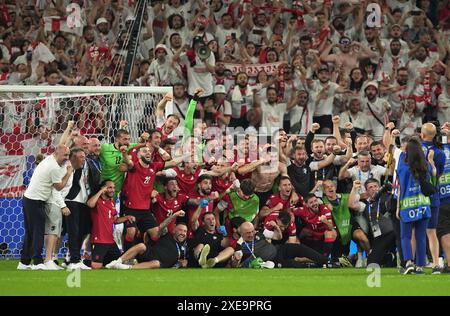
[349,179,396,267]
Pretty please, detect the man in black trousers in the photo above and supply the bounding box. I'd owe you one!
[65,147,101,270]
[18,145,72,270]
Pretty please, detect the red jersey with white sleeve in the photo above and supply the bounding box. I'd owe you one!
[90,196,117,244]
[151,193,189,234]
[122,161,165,210]
[294,205,333,241]
[264,212,297,237]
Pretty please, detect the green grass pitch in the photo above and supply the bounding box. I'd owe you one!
[1,260,449,296]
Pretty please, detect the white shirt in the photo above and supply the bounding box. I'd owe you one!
[339,111,372,133]
[24,155,68,201]
[348,165,387,193]
[408,58,435,83]
[289,102,315,135]
[48,173,73,209]
[260,102,287,131]
[148,58,174,86]
[362,97,391,140]
[180,53,216,96]
[310,81,339,116]
[216,27,242,47]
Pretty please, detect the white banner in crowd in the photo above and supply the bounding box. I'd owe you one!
[223,62,283,77]
[0,156,27,198]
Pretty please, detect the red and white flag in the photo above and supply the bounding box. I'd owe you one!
[0,156,26,198]
[44,16,83,37]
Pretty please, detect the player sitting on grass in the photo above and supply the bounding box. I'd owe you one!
[191,212,235,268]
[106,214,187,269]
[87,180,136,269]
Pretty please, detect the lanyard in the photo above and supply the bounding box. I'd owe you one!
[368,200,381,222]
[244,240,257,259]
[176,242,186,260]
[358,169,373,182]
[315,167,326,181]
[90,158,101,172]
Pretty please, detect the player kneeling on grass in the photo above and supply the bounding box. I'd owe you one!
[106,213,188,269]
[87,180,136,269]
[192,213,235,268]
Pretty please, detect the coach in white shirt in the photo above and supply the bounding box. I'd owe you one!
[18,145,72,270]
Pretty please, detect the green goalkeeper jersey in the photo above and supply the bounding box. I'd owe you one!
[100,143,137,196]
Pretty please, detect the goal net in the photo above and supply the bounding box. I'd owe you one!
[0,85,171,259]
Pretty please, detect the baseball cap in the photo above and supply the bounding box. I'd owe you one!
[364,81,379,90]
[214,85,226,94]
[155,44,168,54]
[96,18,108,25]
[318,64,330,73]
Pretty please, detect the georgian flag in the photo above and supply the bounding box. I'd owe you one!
[0,156,26,197]
[44,16,83,37]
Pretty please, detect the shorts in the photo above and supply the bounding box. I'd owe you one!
[427,206,440,229]
[437,204,450,240]
[122,208,158,233]
[44,203,62,236]
[351,215,369,235]
[313,115,332,133]
[136,244,156,263]
[91,243,121,265]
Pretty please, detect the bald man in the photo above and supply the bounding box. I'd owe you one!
[421,123,446,273]
[73,135,89,152]
[231,222,328,268]
[18,145,73,270]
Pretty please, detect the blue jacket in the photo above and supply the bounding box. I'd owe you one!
[422,141,446,207]
[439,144,450,206]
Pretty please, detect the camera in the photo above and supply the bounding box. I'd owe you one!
[373,181,392,201]
[411,10,422,16]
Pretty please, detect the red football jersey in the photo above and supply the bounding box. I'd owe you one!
[294,205,333,241]
[122,161,165,210]
[152,193,189,234]
[174,166,203,195]
[212,175,232,194]
[265,193,304,213]
[233,150,253,181]
[264,212,297,237]
[90,196,117,244]
[186,191,215,237]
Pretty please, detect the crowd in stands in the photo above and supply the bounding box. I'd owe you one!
[0,0,449,272]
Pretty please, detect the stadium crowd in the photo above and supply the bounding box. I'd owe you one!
[0,0,449,273]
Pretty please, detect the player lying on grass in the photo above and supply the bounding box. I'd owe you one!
[106,214,188,269]
[87,180,136,269]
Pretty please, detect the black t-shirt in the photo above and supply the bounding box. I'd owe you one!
[287,161,314,198]
[361,193,394,238]
[236,233,277,266]
[305,157,337,182]
[153,234,188,268]
[193,227,224,258]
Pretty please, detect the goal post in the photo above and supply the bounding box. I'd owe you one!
[0,85,171,258]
